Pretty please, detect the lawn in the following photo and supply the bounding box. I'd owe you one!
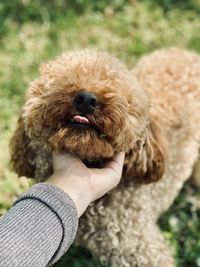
[0,0,200,266]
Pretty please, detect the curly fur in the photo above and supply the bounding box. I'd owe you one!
[10,48,200,267]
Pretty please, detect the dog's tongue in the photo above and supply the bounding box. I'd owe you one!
[73,115,89,124]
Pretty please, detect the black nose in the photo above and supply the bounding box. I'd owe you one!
[74,92,98,114]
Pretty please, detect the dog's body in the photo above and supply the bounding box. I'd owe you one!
[10,48,200,267]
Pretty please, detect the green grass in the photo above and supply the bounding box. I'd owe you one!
[0,0,200,266]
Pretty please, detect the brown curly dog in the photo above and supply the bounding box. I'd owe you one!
[10,48,200,267]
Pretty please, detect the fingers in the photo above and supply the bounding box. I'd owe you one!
[53,151,125,174]
[53,151,79,162]
[52,151,84,171]
[102,152,125,184]
[89,152,125,199]
[105,152,125,174]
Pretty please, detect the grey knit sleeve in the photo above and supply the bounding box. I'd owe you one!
[0,183,78,267]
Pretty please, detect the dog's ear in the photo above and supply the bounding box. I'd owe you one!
[125,118,167,184]
[10,115,36,178]
[141,119,166,183]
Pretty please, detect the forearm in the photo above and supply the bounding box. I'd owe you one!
[0,183,78,267]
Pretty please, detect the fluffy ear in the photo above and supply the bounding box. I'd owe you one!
[125,118,167,184]
[10,115,36,178]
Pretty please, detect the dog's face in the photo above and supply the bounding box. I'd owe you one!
[24,50,150,162]
[14,49,167,183]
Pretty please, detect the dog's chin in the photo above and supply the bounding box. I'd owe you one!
[49,125,115,160]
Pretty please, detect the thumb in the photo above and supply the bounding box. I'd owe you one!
[53,151,84,171]
[89,152,125,198]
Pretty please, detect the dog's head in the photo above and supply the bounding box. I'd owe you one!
[23,50,166,183]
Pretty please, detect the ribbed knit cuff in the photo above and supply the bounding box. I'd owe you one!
[14,183,78,266]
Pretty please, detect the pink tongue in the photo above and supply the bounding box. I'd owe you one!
[73,115,89,124]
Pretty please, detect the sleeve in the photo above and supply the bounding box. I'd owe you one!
[0,183,78,267]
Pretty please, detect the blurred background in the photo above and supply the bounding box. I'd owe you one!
[0,0,200,266]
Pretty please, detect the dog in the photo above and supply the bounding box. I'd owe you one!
[10,48,200,267]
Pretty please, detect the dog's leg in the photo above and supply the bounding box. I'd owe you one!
[121,222,175,267]
[77,221,175,267]
[105,223,175,267]
[77,198,175,267]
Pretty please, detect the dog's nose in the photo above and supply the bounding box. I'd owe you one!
[74,92,98,114]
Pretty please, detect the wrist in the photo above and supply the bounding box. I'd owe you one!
[47,174,92,217]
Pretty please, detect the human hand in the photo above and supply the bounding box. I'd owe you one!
[47,151,125,216]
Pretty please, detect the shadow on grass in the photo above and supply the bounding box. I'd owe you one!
[53,245,103,267]
[159,182,200,267]
[144,0,200,14]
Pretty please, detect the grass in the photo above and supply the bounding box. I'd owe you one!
[0,0,200,266]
